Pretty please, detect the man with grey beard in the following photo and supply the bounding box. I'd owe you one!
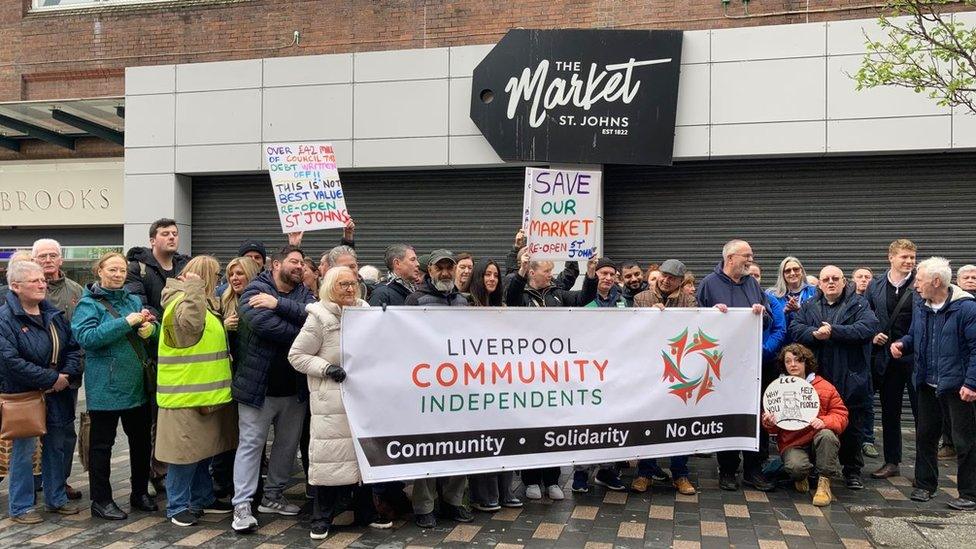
[403,250,472,527]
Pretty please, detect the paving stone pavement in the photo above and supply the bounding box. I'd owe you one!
[0,425,971,548]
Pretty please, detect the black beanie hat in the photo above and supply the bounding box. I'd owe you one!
[238,240,267,262]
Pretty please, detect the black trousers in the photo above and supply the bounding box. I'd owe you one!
[521,467,560,486]
[210,449,235,498]
[300,408,311,480]
[88,404,151,504]
[839,406,866,478]
[877,360,918,464]
[915,384,976,500]
[312,484,375,526]
[722,361,775,475]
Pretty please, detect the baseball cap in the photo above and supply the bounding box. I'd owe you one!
[427,249,456,267]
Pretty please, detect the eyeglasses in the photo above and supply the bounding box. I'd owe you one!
[338,281,359,290]
[34,253,60,260]
[783,267,802,274]
[15,278,46,286]
[820,276,842,283]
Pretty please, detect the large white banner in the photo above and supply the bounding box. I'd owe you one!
[341,307,761,483]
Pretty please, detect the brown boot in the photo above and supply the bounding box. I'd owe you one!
[812,477,832,507]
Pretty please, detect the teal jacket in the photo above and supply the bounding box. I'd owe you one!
[72,284,158,411]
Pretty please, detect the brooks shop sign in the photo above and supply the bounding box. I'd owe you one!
[471,29,683,166]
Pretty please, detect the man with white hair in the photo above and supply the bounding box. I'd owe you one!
[892,257,976,510]
[958,265,976,293]
[31,239,84,502]
[696,239,773,492]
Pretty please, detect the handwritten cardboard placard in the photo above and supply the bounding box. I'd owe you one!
[522,167,601,260]
[762,376,820,431]
[265,143,350,233]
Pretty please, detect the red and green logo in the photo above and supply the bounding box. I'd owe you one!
[661,327,724,404]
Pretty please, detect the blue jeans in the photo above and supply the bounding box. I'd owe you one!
[8,421,72,517]
[165,458,216,518]
[637,456,690,479]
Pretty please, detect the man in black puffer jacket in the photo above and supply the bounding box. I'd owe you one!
[124,218,190,318]
[369,244,420,307]
[230,245,316,533]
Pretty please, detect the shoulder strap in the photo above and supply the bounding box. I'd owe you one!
[93,295,148,363]
[883,288,914,336]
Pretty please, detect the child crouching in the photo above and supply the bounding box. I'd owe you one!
[762,343,849,507]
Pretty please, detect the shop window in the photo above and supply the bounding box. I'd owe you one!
[0,246,122,287]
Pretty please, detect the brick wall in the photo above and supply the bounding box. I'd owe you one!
[6,0,974,103]
[1,0,973,160]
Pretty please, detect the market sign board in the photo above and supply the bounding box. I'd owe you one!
[470,29,683,166]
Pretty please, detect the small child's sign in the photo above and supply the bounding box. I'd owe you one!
[762,376,820,431]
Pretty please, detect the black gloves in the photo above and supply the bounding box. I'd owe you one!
[325,364,347,383]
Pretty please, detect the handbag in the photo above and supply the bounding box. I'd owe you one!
[93,296,158,394]
[0,391,47,440]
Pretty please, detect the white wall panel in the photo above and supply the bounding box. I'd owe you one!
[827,55,947,119]
[712,121,826,156]
[712,22,825,62]
[125,147,175,175]
[125,94,175,147]
[176,143,263,174]
[449,135,504,165]
[354,80,449,139]
[176,59,262,92]
[450,44,494,77]
[828,116,951,153]
[449,78,479,135]
[125,65,175,95]
[672,125,709,159]
[262,84,353,141]
[680,30,710,65]
[354,137,448,168]
[355,47,449,82]
[263,54,353,87]
[676,64,710,127]
[952,105,976,148]
[712,58,826,124]
[176,90,262,146]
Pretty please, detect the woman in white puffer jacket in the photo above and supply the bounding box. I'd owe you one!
[288,266,385,540]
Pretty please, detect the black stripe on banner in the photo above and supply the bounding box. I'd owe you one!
[358,413,756,466]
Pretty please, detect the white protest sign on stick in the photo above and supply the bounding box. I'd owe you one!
[265,142,350,233]
[522,167,602,261]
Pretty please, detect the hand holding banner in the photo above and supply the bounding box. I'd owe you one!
[266,142,350,233]
[522,167,602,261]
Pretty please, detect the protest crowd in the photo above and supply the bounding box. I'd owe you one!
[1,218,975,541]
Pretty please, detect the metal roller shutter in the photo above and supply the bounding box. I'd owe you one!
[604,153,976,278]
[191,168,527,268]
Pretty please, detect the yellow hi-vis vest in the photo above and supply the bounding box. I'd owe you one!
[156,297,233,409]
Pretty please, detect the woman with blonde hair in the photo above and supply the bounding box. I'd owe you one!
[288,266,386,540]
[767,256,818,331]
[211,256,261,499]
[155,255,238,526]
[72,252,158,521]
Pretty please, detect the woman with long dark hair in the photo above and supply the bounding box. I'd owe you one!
[466,258,522,510]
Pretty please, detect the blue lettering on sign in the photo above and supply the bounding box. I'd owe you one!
[568,239,597,259]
